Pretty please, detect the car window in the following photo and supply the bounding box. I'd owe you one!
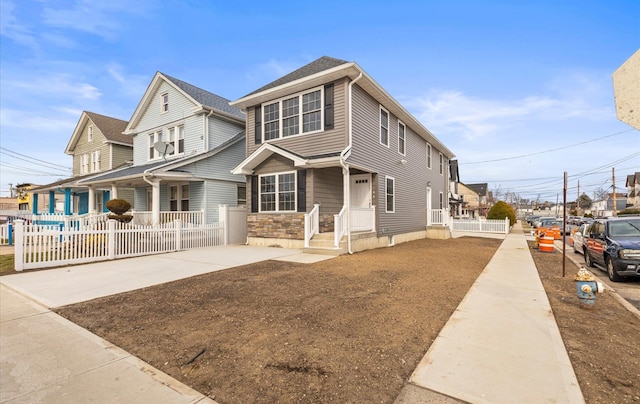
[608,219,640,237]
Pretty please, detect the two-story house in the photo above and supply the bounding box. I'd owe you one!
[29,111,132,216]
[626,172,639,208]
[231,56,456,254]
[76,72,247,225]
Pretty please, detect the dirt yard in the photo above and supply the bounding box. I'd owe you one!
[54,231,640,403]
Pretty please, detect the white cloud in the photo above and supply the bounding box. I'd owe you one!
[0,108,78,131]
[6,73,101,100]
[0,0,39,49]
[106,64,149,98]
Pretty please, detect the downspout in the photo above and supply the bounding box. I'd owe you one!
[142,168,158,226]
[340,71,363,254]
[204,108,215,151]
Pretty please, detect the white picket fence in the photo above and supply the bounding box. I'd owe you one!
[12,219,225,271]
[1,223,10,245]
[451,217,511,234]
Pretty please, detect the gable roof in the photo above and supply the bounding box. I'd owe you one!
[465,183,488,197]
[124,72,245,134]
[626,172,640,187]
[65,111,130,154]
[231,56,455,159]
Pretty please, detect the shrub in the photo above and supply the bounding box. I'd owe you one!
[487,200,516,226]
[106,199,131,215]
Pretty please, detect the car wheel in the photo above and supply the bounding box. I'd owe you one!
[606,257,622,282]
[585,251,595,267]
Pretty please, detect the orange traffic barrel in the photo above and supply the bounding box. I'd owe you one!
[552,226,561,240]
[539,236,555,252]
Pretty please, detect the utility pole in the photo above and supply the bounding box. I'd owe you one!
[563,172,567,277]
[612,167,617,217]
[577,180,580,215]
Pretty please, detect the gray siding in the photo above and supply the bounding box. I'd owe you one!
[203,180,238,223]
[313,167,343,215]
[110,144,133,168]
[246,78,348,157]
[179,140,246,183]
[208,115,245,149]
[348,85,447,236]
[189,181,204,212]
[134,187,147,210]
[71,118,111,175]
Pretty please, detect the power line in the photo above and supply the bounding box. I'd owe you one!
[0,147,72,170]
[460,128,637,165]
[0,150,72,172]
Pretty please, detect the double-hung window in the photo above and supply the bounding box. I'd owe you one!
[439,192,444,209]
[261,87,323,141]
[161,93,169,112]
[260,172,296,212]
[88,125,93,142]
[398,121,406,155]
[169,184,190,211]
[380,107,389,147]
[426,143,432,169]
[167,126,184,156]
[91,150,101,173]
[80,154,89,175]
[439,153,444,175]
[386,176,395,213]
[148,131,161,160]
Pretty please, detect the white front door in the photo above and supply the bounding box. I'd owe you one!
[350,174,371,208]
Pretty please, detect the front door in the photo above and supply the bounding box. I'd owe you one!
[350,174,371,208]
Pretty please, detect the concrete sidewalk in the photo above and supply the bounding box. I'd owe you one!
[395,222,585,403]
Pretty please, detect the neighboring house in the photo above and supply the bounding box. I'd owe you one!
[458,183,481,218]
[449,159,463,217]
[231,56,455,254]
[591,193,628,217]
[465,183,491,217]
[30,112,132,215]
[76,72,247,224]
[625,172,640,208]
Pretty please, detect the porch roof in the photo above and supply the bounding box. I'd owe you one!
[29,172,112,193]
[232,143,342,175]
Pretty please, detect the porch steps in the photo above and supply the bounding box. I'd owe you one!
[303,232,346,256]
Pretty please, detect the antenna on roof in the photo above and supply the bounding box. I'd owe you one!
[153,141,174,161]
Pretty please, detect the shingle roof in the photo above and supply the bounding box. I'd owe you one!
[243,56,350,97]
[466,183,488,197]
[161,73,245,120]
[84,111,131,145]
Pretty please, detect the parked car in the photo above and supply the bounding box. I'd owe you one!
[578,217,594,226]
[537,218,571,235]
[572,223,590,255]
[584,217,640,281]
[526,215,541,225]
[533,217,556,228]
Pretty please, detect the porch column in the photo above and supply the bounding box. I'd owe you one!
[88,186,95,214]
[32,193,38,214]
[151,179,160,226]
[111,183,118,199]
[64,188,72,215]
[48,191,55,213]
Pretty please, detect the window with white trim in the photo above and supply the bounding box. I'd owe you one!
[439,152,444,175]
[380,107,389,147]
[261,87,323,141]
[80,154,89,175]
[259,172,296,212]
[398,121,406,155]
[148,131,162,160]
[386,176,395,213]
[88,125,93,142]
[167,125,185,156]
[439,192,444,209]
[91,150,101,173]
[427,143,432,169]
[169,184,190,211]
[161,93,169,113]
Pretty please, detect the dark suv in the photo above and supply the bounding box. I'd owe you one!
[584,217,640,281]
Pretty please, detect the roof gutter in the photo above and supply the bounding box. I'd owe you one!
[340,71,363,255]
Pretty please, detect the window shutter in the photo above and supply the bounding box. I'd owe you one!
[254,106,262,144]
[251,176,258,213]
[324,84,334,130]
[297,170,307,212]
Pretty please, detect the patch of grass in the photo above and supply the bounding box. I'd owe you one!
[0,255,15,275]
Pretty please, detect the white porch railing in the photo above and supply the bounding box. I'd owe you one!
[428,208,450,226]
[130,210,205,226]
[12,219,224,271]
[351,206,376,232]
[304,204,320,248]
[1,223,10,245]
[334,205,347,248]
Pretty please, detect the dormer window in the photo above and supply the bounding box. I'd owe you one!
[161,93,169,113]
[88,125,93,142]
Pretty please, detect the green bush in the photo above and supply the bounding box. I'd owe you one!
[487,201,516,226]
[106,199,131,215]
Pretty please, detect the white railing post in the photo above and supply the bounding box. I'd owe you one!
[14,220,24,271]
[175,219,182,250]
[304,204,319,248]
[505,217,509,234]
[108,220,116,260]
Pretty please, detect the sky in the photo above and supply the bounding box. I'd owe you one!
[1,0,639,205]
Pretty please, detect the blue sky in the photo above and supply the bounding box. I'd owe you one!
[1,0,638,205]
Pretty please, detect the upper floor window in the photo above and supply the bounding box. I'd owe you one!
[398,121,406,155]
[261,87,323,141]
[439,153,444,175]
[148,131,162,160]
[88,125,93,142]
[385,176,395,213]
[80,154,89,175]
[161,93,169,113]
[427,143,432,169]
[167,125,184,156]
[259,172,296,212]
[91,150,101,173]
[380,107,389,147]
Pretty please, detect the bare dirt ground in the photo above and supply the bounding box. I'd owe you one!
[54,230,640,403]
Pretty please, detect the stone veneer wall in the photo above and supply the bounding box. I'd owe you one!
[248,213,305,239]
[319,214,335,233]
